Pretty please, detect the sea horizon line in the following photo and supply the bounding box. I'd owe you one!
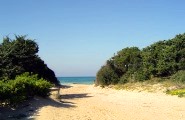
[57,76,96,78]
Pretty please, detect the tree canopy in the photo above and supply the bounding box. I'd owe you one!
[96,33,185,86]
[0,35,59,85]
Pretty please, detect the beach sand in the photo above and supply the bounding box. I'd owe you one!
[1,84,185,120]
[34,84,185,120]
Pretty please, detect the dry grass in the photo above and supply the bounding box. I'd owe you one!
[114,78,185,94]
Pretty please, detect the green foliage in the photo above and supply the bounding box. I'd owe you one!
[119,74,129,84]
[166,89,185,97]
[96,33,185,86]
[142,34,185,77]
[35,79,53,96]
[0,73,53,106]
[170,70,185,83]
[96,65,119,86]
[118,70,149,84]
[113,47,142,76]
[0,35,59,85]
[133,70,150,82]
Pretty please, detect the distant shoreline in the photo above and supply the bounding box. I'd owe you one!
[57,76,96,85]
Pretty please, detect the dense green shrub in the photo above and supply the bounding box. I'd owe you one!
[0,35,59,85]
[170,70,185,83]
[133,70,150,82]
[96,65,119,86]
[0,73,53,106]
[96,33,185,86]
[119,74,129,84]
[118,70,149,84]
[35,79,53,96]
[113,47,142,76]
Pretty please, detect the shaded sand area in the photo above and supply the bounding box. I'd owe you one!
[36,84,185,120]
[1,84,185,120]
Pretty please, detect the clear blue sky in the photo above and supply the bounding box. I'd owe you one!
[0,0,185,77]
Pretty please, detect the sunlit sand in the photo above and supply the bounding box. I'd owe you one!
[35,84,185,120]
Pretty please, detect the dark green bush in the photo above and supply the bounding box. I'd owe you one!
[134,70,150,82]
[35,78,53,96]
[96,65,119,86]
[119,75,128,84]
[0,73,53,106]
[96,33,185,86]
[0,35,59,85]
[171,70,185,83]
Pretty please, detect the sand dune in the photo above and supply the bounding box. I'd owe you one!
[34,84,185,120]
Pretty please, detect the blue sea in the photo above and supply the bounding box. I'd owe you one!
[57,77,96,85]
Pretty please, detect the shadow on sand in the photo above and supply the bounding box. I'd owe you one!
[60,93,92,100]
[0,85,92,120]
[60,84,72,89]
[59,85,92,101]
[0,85,75,120]
[0,96,75,120]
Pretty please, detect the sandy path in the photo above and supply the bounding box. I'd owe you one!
[35,84,185,120]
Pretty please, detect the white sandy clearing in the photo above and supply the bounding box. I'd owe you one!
[35,84,185,120]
